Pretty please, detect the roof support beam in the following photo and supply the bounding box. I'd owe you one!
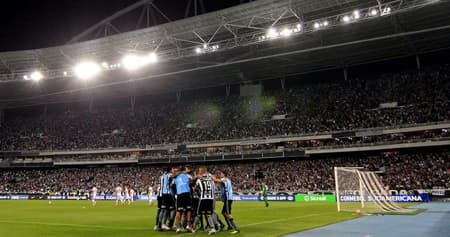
[67,0,154,44]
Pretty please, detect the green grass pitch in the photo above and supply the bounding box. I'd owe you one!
[0,201,359,237]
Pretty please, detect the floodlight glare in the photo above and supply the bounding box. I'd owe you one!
[296,23,302,29]
[195,47,202,54]
[122,53,156,71]
[148,52,158,63]
[281,28,292,37]
[101,62,109,68]
[353,10,360,19]
[23,75,30,80]
[30,71,43,82]
[342,15,350,22]
[203,43,208,49]
[313,22,320,29]
[266,28,279,39]
[370,9,378,16]
[74,61,101,79]
[323,21,329,26]
[63,71,68,76]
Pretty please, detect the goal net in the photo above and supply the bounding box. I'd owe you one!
[334,167,414,214]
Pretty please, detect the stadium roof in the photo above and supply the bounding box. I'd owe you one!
[0,0,450,108]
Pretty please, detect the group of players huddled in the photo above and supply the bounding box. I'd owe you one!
[88,164,240,235]
[155,165,240,235]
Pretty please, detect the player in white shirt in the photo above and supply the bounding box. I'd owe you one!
[91,186,98,207]
[115,186,124,206]
[129,189,135,204]
[148,186,154,206]
[125,187,131,205]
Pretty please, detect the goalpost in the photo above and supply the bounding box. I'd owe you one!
[334,167,414,214]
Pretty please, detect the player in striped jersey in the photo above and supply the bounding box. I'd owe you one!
[194,167,217,235]
[156,167,176,231]
[212,170,240,234]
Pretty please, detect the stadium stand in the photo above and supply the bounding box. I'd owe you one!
[0,150,448,194]
[1,64,449,151]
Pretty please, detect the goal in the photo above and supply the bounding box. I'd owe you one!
[334,167,414,214]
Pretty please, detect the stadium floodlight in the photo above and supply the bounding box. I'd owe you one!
[30,71,43,82]
[195,47,202,54]
[293,23,302,32]
[73,61,101,79]
[280,28,292,37]
[342,15,350,22]
[63,71,68,76]
[323,21,329,27]
[101,62,109,68]
[353,10,360,19]
[382,7,391,15]
[266,28,279,39]
[203,43,208,49]
[313,22,320,29]
[370,9,378,16]
[23,75,30,80]
[148,52,158,63]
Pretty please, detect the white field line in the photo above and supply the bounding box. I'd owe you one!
[0,220,149,230]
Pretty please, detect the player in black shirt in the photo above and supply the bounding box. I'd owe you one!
[194,167,218,235]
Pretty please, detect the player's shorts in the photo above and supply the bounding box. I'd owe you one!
[117,195,123,201]
[221,200,233,215]
[91,195,97,201]
[197,199,214,215]
[161,194,175,209]
[176,192,192,212]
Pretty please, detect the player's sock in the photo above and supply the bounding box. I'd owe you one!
[193,216,200,230]
[182,218,188,229]
[168,209,176,227]
[229,218,239,231]
[159,209,168,227]
[200,215,205,229]
[213,213,224,230]
[223,215,232,229]
[155,208,161,225]
[206,215,216,230]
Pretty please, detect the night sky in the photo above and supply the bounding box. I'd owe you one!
[0,0,250,52]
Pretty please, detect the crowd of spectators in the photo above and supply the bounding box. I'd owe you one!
[1,64,449,151]
[0,151,448,194]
